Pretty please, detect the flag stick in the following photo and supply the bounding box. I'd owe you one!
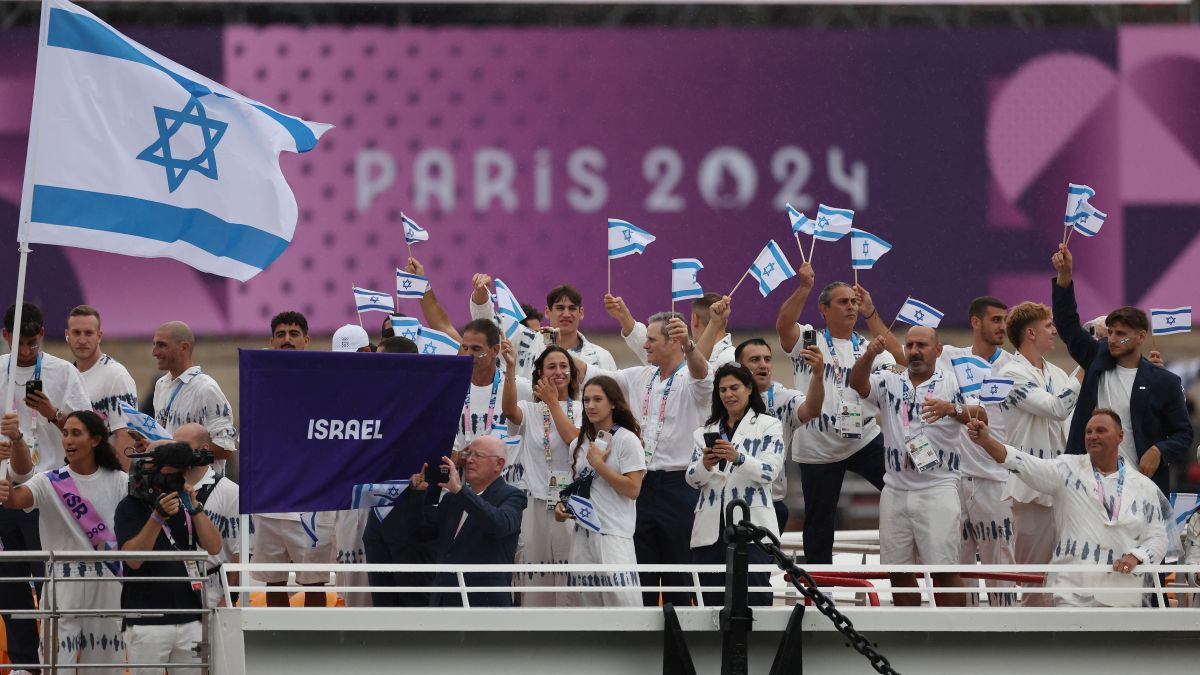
[794,232,807,265]
[607,257,612,296]
[1064,226,1074,246]
[854,268,859,287]
[3,241,31,417]
[887,316,898,333]
[1150,332,1159,353]
[1061,225,1071,247]
[808,236,817,263]
[728,269,751,298]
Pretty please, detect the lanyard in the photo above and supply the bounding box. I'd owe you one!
[12,353,44,462]
[162,377,187,421]
[542,399,575,463]
[766,384,775,412]
[463,371,501,435]
[641,362,685,454]
[158,509,194,550]
[1093,459,1126,520]
[6,350,41,379]
[900,376,938,430]
[824,329,861,389]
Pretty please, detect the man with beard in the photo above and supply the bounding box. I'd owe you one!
[66,305,138,467]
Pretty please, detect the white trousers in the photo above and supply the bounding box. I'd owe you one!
[1012,500,1056,607]
[958,477,1016,607]
[333,508,372,607]
[125,621,202,674]
[879,484,962,565]
[42,563,124,673]
[251,514,334,585]
[514,497,574,607]
[565,526,640,607]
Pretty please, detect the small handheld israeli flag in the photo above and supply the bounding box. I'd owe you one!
[896,297,944,328]
[787,203,816,236]
[395,270,429,299]
[390,316,421,341]
[351,480,410,520]
[607,218,656,259]
[1151,307,1192,336]
[850,228,893,270]
[416,326,461,356]
[402,213,428,245]
[354,286,395,314]
[671,258,704,302]
[978,378,1014,404]
[567,494,603,533]
[814,204,854,242]
[494,278,527,340]
[951,355,991,395]
[747,240,797,298]
[119,402,171,441]
[1064,184,1107,237]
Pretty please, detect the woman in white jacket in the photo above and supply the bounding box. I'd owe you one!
[687,364,785,607]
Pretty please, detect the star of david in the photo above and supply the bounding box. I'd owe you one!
[817,216,830,229]
[622,228,633,242]
[691,272,698,284]
[387,486,400,497]
[402,329,417,340]
[422,343,436,354]
[576,505,592,518]
[989,384,999,395]
[914,309,925,321]
[964,366,974,382]
[762,262,776,276]
[369,295,380,304]
[401,279,413,290]
[136,96,228,193]
[862,241,870,256]
[1167,316,1177,325]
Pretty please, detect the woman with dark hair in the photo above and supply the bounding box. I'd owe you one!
[686,363,785,607]
[550,376,646,606]
[502,343,582,606]
[0,409,127,671]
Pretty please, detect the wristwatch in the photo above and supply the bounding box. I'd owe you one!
[683,340,696,354]
[954,402,963,419]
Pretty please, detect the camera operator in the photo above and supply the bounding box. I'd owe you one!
[175,423,240,609]
[115,442,222,672]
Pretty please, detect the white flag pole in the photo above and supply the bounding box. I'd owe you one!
[794,232,807,265]
[728,269,751,298]
[807,236,817,263]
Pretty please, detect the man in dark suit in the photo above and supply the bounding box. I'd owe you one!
[417,435,527,607]
[1051,244,1193,496]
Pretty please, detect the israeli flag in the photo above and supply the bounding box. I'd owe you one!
[494,278,527,340]
[354,286,395,314]
[118,402,171,441]
[896,297,944,328]
[787,203,816,236]
[849,228,893,270]
[1064,183,1107,237]
[671,258,705,302]
[390,316,421,341]
[350,481,409,509]
[1151,307,1192,336]
[395,269,429,299]
[978,378,1014,404]
[951,355,991,395]
[417,326,461,356]
[19,0,330,282]
[813,204,854,242]
[402,213,428,245]
[747,240,797,298]
[568,494,603,533]
[608,218,656,259]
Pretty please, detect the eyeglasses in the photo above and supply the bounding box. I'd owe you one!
[461,451,503,461]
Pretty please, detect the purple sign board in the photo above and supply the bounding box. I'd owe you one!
[1,26,1197,337]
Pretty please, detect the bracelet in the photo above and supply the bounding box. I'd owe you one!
[683,341,696,354]
[864,307,878,320]
[151,511,166,525]
[188,503,204,516]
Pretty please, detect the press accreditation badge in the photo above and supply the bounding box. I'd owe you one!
[904,433,940,473]
[548,470,571,508]
[185,560,204,592]
[837,400,863,439]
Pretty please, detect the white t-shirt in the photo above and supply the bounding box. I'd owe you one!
[571,427,645,538]
[1097,366,1139,467]
[78,354,138,433]
[866,368,967,491]
[937,344,1014,482]
[787,325,895,464]
[197,468,240,571]
[25,466,128,555]
[153,366,237,473]
[454,372,533,454]
[0,352,92,476]
[764,382,806,501]
[512,398,584,499]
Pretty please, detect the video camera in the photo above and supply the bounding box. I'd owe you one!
[127,442,215,503]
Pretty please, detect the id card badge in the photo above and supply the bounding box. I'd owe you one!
[548,470,571,508]
[642,437,656,461]
[904,433,940,473]
[837,400,863,439]
[184,560,204,592]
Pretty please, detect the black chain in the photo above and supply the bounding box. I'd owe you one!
[740,522,900,674]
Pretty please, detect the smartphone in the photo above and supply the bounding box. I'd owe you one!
[541,327,559,345]
[595,430,613,450]
[424,464,450,485]
[703,432,721,448]
[24,379,42,398]
[801,329,817,351]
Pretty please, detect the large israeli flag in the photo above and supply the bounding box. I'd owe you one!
[950,355,991,395]
[849,228,893,270]
[19,0,330,282]
[896,297,944,328]
[671,258,704,302]
[813,204,854,242]
[747,240,797,298]
[786,203,816,236]
[607,218,656,259]
[1064,183,1107,237]
[493,278,527,340]
[354,287,394,314]
[1151,307,1192,336]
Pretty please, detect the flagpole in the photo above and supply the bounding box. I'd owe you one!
[808,236,817,263]
[728,270,751,297]
[794,232,807,265]
[1064,227,1074,246]
[853,268,859,288]
[607,256,611,296]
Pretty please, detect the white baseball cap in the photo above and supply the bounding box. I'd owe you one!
[332,324,370,352]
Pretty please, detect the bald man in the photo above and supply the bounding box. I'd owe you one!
[152,321,236,474]
[850,327,984,607]
[176,423,240,608]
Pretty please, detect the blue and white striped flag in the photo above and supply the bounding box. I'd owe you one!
[19,0,331,282]
[395,269,429,299]
[896,297,944,328]
[351,480,410,520]
[787,203,816,236]
[354,286,395,314]
[747,240,797,298]
[814,204,854,242]
[671,258,704,302]
[849,228,893,270]
[1151,307,1192,336]
[416,326,461,356]
[951,355,991,395]
[1064,183,1107,237]
[607,218,656,259]
[119,402,171,441]
[567,494,603,533]
[402,213,428,245]
[494,278,527,340]
[390,316,421,341]
[978,378,1014,404]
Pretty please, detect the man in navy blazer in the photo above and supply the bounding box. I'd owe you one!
[1051,244,1193,496]
[417,435,527,607]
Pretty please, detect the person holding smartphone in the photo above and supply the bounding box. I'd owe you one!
[686,364,786,607]
[550,376,646,606]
